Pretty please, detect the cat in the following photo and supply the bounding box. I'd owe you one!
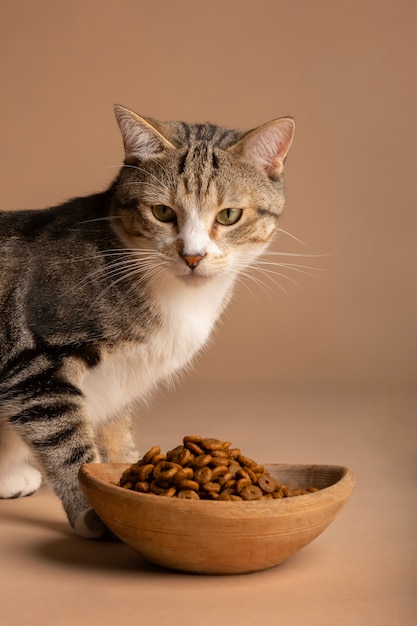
[0,105,294,537]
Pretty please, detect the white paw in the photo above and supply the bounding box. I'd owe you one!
[73,508,107,539]
[0,464,42,499]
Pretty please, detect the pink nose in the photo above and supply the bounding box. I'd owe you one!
[180,253,206,269]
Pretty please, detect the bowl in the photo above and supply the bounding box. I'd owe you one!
[79,462,355,575]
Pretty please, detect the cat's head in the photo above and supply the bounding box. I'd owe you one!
[111,105,294,287]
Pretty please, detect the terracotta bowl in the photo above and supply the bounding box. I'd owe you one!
[79,462,355,575]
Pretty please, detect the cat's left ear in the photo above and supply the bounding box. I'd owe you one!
[114,104,175,161]
[230,117,295,180]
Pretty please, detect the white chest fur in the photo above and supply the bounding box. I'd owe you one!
[80,275,233,425]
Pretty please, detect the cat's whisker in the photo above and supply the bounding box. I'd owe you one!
[76,216,122,225]
[232,261,290,298]
[60,248,160,264]
[101,259,159,270]
[63,251,163,297]
[234,275,258,299]
[234,273,269,299]
[276,226,311,248]
[101,257,162,281]
[134,264,167,289]
[116,180,168,194]
[262,251,331,258]
[257,260,327,279]
[237,270,289,299]
[100,263,154,285]
[102,251,162,262]
[126,265,171,304]
[258,260,326,270]
[62,266,108,295]
[255,257,319,287]
[232,254,309,296]
[90,261,164,307]
[251,265,303,290]
[120,163,170,188]
[104,164,127,170]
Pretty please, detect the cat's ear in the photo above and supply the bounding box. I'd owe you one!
[230,117,295,180]
[114,104,175,160]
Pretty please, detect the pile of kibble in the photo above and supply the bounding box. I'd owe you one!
[119,436,317,501]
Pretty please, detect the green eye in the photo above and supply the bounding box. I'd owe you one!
[151,204,176,223]
[216,208,243,226]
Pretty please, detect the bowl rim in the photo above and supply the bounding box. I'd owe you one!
[79,462,355,514]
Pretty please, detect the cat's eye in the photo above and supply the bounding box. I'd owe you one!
[151,204,176,223]
[216,208,243,226]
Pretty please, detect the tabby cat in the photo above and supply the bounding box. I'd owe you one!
[0,105,294,537]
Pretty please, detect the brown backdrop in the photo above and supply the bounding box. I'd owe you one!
[1,3,416,625]
[0,0,415,389]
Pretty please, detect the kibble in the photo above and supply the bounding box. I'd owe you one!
[119,436,318,500]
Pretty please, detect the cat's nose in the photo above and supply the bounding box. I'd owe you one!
[180,252,206,269]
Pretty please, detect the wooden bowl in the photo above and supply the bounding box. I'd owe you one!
[79,463,355,575]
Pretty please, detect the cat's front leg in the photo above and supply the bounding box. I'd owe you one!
[6,396,107,538]
[96,403,139,463]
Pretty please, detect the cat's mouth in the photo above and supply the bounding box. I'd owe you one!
[172,255,215,286]
[177,272,213,287]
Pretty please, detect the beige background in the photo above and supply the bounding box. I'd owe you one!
[0,1,415,625]
[0,0,415,387]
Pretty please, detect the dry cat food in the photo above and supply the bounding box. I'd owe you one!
[119,436,318,501]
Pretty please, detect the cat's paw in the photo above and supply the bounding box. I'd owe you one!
[0,465,42,499]
[73,508,109,539]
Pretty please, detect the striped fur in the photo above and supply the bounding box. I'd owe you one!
[0,105,294,536]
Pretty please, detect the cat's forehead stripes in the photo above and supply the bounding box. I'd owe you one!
[172,123,236,199]
[179,142,219,198]
[175,121,234,147]
[171,123,242,200]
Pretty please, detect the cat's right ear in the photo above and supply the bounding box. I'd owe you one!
[114,105,175,161]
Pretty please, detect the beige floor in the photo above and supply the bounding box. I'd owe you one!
[1,382,415,626]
